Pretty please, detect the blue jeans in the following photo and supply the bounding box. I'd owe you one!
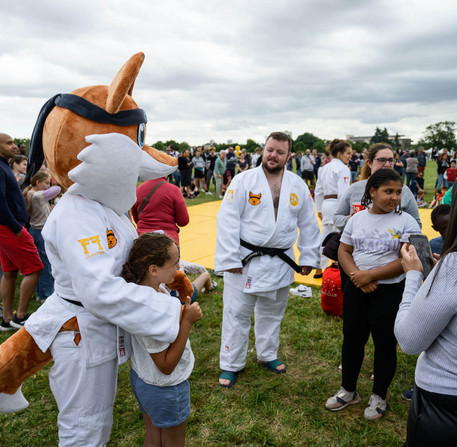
[406,173,417,196]
[350,171,358,183]
[29,227,54,299]
[435,174,448,189]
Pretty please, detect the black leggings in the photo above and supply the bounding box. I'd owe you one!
[341,279,404,399]
[405,384,457,447]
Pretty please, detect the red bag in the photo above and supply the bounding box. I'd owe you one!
[321,264,343,317]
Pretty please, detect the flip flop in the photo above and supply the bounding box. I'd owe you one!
[258,359,287,374]
[219,370,240,388]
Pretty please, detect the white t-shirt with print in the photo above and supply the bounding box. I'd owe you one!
[340,209,420,284]
[130,288,194,387]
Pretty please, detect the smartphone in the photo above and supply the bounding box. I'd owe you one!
[408,234,435,279]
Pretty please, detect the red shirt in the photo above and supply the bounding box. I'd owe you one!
[446,168,457,183]
[131,178,189,244]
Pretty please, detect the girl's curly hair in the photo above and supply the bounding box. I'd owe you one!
[121,232,175,284]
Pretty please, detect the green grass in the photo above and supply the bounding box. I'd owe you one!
[1,281,416,446]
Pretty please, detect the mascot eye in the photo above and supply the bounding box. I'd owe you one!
[137,123,146,148]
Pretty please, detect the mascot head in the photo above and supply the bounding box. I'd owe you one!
[26,52,176,190]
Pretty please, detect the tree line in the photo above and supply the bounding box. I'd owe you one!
[14,121,456,155]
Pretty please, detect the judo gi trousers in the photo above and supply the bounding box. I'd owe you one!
[49,331,118,447]
[220,282,289,372]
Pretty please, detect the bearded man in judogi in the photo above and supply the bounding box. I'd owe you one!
[215,131,321,388]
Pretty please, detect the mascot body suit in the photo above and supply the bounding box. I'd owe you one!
[0,53,193,446]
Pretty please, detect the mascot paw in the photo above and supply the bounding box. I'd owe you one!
[166,270,194,302]
[0,385,29,413]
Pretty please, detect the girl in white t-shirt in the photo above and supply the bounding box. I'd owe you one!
[325,169,420,421]
[121,233,202,447]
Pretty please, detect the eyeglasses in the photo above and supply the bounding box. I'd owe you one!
[374,157,395,165]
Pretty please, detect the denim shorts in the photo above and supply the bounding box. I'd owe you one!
[170,284,198,304]
[130,368,190,428]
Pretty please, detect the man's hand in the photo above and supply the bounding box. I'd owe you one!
[401,244,423,273]
[15,229,22,237]
[182,297,203,325]
[317,213,322,220]
[226,268,243,274]
[299,266,312,276]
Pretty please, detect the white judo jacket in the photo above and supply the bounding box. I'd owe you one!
[25,134,181,367]
[314,158,350,226]
[215,166,321,297]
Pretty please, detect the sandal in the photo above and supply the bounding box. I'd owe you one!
[258,359,287,374]
[219,370,240,388]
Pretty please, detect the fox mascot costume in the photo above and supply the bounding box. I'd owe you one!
[0,53,193,446]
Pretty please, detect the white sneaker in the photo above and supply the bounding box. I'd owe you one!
[325,387,361,411]
[206,191,213,195]
[364,393,386,421]
[289,284,312,298]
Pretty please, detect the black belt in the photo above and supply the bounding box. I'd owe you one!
[240,239,302,273]
[61,297,84,307]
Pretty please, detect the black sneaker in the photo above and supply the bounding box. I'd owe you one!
[0,318,15,331]
[10,313,30,329]
[402,389,413,401]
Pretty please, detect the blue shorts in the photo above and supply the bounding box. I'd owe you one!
[170,284,198,304]
[130,368,190,428]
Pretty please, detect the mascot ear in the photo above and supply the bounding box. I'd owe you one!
[105,52,145,114]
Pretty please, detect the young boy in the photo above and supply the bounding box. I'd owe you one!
[446,160,457,187]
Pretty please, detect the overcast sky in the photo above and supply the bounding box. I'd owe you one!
[1,0,456,146]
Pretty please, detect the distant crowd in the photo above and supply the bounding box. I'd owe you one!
[163,143,456,210]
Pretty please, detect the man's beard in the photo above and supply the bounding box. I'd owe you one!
[262,159,286,174]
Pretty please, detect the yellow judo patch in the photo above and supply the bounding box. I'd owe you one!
[248,192,261,206]
[290,193,299,207]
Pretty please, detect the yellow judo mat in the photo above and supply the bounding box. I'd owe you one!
[179,201,435,287]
